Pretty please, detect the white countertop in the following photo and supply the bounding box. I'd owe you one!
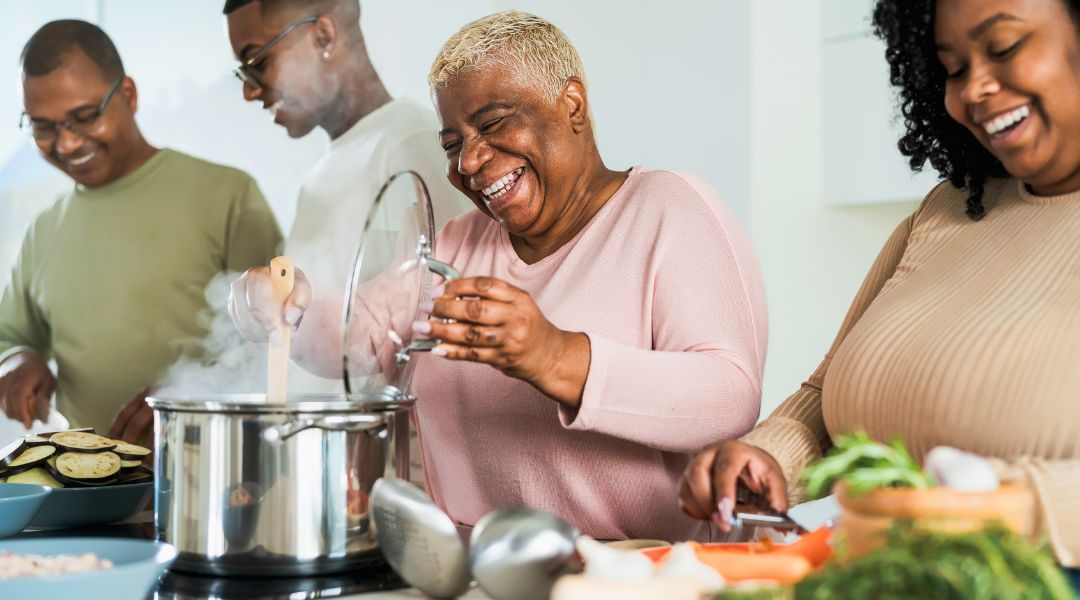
[342,585,490,599]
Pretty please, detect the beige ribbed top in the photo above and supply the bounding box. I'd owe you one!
[742,178,1080,567]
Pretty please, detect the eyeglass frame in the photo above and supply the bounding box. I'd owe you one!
[232,15,320,89]
[18,76,124,142]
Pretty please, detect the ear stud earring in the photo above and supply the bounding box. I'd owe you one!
[322,51,330,61]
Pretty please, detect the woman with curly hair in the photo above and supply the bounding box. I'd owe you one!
[679,0,1080,572]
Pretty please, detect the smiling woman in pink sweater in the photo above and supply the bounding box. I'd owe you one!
[228,11,766,541]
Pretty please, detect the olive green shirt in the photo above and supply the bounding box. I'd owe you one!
[0,149,283,432]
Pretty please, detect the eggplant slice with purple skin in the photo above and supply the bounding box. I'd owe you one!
[3,444,57,474]
[110,441,151,461]
[0,439,28,467]
[23,435,52,447]
[54,450,121,483]
[7,466,64,488]
[35,427,94,438]
[50,431,117,454]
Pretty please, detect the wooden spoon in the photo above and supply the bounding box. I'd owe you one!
[267,256,295,404]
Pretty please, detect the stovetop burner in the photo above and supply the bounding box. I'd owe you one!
[149,560,406,599]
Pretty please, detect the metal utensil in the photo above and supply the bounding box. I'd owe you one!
[370,477,471,598]
[731,511,802,531]
[469,506,583,600]
[733,487,807,534]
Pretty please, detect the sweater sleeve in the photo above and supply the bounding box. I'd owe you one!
[0,216,52,366]
[741,210,917,502]
[992,457,1080,567]
[557,173,766,453]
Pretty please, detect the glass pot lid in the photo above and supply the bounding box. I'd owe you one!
[341,171,460,401]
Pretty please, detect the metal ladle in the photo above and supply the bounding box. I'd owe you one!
[469,506,583,600]
[370,478,471,598]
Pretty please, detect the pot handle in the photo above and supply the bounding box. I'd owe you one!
[262,414,386,444]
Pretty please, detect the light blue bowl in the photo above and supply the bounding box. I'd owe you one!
[29,482,152,529]
[0,537,176,599]
[0,483,51,538]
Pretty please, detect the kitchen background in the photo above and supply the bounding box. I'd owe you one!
[1,0,931,431]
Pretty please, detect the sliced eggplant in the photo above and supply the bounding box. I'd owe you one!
[110,441,151,461]
[120,460,144,473]
[7,466,64,489]
[4,444,57,473]
[116,470,154,485]
[50,431,117,453]
[23,435,51,447]
[36,427,95,438]
[0,439,28,467]
[54,450,121,482]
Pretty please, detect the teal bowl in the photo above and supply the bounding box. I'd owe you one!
[0,537,176,599]
[0,483,51,538]
[29,482,152,529]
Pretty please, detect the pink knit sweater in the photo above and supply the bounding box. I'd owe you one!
[406,167,768,541]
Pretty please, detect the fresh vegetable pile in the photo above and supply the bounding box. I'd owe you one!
[792,432,1071,599]
[801,430,932,499]
[794,523,1074,600]
[0,429,152,488]
[643,526,834,585]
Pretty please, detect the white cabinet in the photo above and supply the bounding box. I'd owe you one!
[820,0,939,205]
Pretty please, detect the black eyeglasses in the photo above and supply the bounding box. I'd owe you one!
[232,15,319,89]
[19,77,123,142]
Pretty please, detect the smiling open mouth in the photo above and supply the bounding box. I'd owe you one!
[983,105,1030,137]
[67,153,96,168]
[481,167,524,203]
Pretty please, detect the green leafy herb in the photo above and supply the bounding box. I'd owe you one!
[800,430,932,500]
[795,523,1075,600]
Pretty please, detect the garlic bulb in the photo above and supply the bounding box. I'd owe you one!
[924,446,999,492]
[655,543,726,589]
[576,536,655,581]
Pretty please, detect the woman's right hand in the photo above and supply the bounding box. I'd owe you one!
[678,440,788,533]
[227,265,312,342]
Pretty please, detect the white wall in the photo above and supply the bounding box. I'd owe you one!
[748,0,919,414]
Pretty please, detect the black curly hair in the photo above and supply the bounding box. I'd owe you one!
[872,0,1080,220]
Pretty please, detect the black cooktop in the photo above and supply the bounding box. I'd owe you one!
[150,563,406,599]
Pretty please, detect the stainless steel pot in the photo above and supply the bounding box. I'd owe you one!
[147,171,459,576]
[147,394,411,576]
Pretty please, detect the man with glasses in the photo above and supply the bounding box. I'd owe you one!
[224,0,471,300]
[224,0,471,486]
[0,20,283,443]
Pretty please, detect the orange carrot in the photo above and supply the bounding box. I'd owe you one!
[774,527,833,568]
[691,544,813,584]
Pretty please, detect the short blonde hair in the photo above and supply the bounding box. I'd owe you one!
[429,10,586,102]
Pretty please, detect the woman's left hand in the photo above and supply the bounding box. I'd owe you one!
[415,276,590,408]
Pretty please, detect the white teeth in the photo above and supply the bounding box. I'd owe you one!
[268,100,284,116]
[480,168,523,199]
[68,153,95,167]
[984,105,1030,135]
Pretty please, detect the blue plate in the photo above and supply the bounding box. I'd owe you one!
[29,482,152,529]
[0,537,176,599]
[0,484,51,539]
